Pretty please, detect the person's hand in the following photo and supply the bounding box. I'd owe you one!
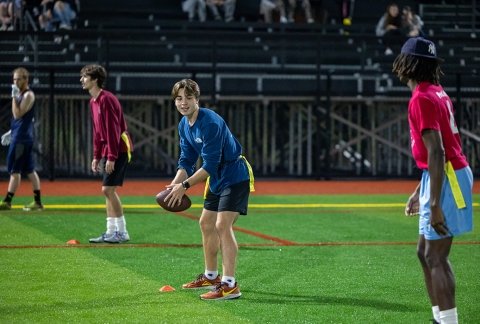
[165,183,187,208]
[91,159,99,173]
[405,191,420,216]
[430,205,449,236]
[105,160,115,174]
[1,130,11,146]
[11,84,20,98]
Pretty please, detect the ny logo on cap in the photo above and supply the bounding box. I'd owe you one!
[428,43,436,55]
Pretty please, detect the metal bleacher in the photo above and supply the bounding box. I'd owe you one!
[0,0,479,98]
[0,0,479,178]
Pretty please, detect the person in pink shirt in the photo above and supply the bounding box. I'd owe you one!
[393,37,473,324]
[80,64,134,244]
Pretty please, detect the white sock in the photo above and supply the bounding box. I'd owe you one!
[439,308,458,324]
[115,216,127,233]
[204,270,218,280]
[106,217,116,234]
[432,305,440,323]
[221,275,235,288]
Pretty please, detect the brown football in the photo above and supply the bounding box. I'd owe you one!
[155,189,192,212]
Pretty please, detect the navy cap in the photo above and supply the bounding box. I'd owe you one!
[401,37,444,62]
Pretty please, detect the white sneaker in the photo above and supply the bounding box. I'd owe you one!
[89,233,111,243]
[89,231,130,243]
[118,231,130,242]
[103,231,130,243]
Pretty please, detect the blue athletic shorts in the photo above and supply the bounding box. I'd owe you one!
[204,180,250,215]
[7,142,35,174]
[419,166,473,240]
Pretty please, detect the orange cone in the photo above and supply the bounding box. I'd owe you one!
[159,285,175,292]
[66,239,80,245]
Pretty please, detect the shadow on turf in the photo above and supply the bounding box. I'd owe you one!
[242,290,419,311]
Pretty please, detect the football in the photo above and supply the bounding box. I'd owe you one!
[155,189,192,212]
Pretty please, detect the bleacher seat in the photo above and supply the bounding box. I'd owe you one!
[0,0,478,98]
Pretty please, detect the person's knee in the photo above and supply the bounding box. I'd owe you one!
[54,1,65,11]
[215,217,234,235]
[424,250,446,269]
[417,246,427,264]
[416,237,427,262]
[10,173,21,181]
[215,220,226,234]
[199,215,216,233]
[101,186,116,197]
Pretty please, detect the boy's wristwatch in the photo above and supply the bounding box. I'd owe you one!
[182,180,190,190]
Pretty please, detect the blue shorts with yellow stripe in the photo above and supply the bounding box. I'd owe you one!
[419,166,473,240]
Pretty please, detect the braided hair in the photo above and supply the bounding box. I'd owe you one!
[392,53,443,85]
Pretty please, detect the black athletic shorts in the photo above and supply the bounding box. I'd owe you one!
[204,180,250,215]
[102,152,129,186]
[7,142,35,174]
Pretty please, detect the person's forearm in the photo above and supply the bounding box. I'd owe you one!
[183,168,210,187]
[171,168,188,185]
[11,98,21,119]
[428,147,445,208]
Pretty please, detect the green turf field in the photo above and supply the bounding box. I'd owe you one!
[1,194,479,323]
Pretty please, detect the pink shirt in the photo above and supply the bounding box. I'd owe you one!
[408,82,468,170]
[90,90,132,161]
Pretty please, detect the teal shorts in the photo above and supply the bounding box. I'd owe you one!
[419,166,473,240]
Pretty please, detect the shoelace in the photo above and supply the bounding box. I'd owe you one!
[212,282,228,292]
[194,273,206,283]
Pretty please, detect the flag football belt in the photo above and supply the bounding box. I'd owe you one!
[121,131,132,163]
[445,161,466,209]
[203,155,255,199]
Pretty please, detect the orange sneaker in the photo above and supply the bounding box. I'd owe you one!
[182,274,221,289]
[200,282,241,300]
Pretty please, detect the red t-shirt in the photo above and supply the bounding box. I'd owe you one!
[90,90,133,161]
[408,82,468,170]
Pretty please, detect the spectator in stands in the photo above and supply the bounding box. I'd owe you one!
[0,0,12,30]
[38,0,78,31]
[375,2,403,55]
[316,0,351,26]
[340,0,354,26]
[0,0,22,30]
[287,0,314,23]
[38,0,52,31]
[206,0,236,22]
[182,0,206,22]
[402,5,424,37]
[259,0,287,23]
